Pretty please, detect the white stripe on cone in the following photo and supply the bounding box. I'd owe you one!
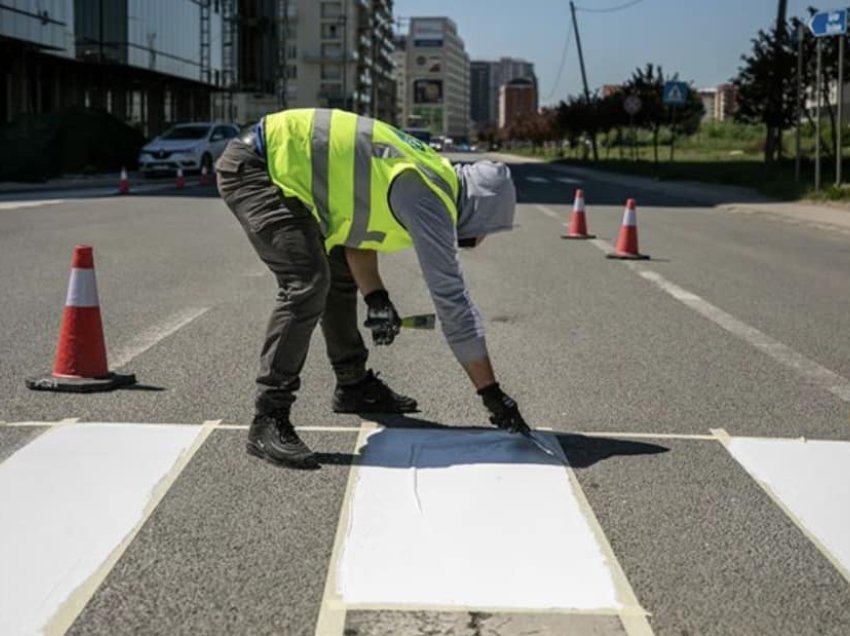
[65,268,99,308]
[622,208,637,227]
[573,196,585,212]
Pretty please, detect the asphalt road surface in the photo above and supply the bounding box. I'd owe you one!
[1,153,849,636]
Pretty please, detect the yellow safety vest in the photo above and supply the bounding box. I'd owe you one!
[263,108,459,252]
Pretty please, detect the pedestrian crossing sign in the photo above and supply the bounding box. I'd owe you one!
[663,81,689,106]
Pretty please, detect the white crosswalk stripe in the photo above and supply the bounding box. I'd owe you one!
[525,176,550,183]
[3,421,850,633]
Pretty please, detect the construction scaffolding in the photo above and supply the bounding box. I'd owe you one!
[276,0,290,109]
[221,0,237,121]
[200,0,211,84]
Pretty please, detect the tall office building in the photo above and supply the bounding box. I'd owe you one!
[399,17,470,140]
[470,56,537,130]
[1,0,225,134]
[470,60,492,128]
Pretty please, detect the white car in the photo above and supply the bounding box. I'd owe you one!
[138,122,239,176]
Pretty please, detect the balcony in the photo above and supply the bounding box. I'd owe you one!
[302,49,358,63]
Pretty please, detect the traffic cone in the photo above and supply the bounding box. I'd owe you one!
[561,189,595,239]
[606,198,649,260]
[118,167,130,194]
[176,167,185,189]
[199,164,210,186]
[26,245,136,393]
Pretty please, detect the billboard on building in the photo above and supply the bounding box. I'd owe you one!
[412,19,443,47]
[414,79,443,104]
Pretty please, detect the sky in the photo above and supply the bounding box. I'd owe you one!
[393,0,825,105]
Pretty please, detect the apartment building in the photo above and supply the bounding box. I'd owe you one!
[398,17,470,140]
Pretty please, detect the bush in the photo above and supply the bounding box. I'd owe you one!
[0,107,145,182]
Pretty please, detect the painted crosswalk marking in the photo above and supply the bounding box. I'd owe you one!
[0,422,205,635]
[557,176,582,184]
[525,176,550,183]
[724,437,850,582]
[335,428,623,610]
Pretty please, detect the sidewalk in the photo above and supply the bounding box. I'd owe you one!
[0,172,146,195]
[495,152,850,235]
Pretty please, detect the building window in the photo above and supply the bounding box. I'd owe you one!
[321,23,341,39]
[287,65,298,79]
[322,2,342,18]
[321,64,342,80]
[321,83,342,98]
[287,44,297,59]
[321,43,342,59]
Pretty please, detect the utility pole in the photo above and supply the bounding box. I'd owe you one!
[570,1,598,161]
[816,38,822,192]
[795,22,803,182]
[837,34,844,186]
[766,0,788,163]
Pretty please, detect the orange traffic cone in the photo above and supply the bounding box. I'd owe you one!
[176,167,185,189]
[607,199,649,260]
[26,245,136,392]
[561,189,595,239]
[118,167,130,194]
[199,164,210,186]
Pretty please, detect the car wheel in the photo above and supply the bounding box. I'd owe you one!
[201,153,213,174]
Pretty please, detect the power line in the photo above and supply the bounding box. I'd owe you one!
[544,20,574,101]
[575,0,646,14]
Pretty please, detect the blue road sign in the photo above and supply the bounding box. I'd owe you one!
[663,81,689,106]
[809,9,848,37]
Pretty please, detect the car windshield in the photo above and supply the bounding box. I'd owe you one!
[160,125,210,140]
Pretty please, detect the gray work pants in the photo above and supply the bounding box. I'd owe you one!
[216,139,368,414]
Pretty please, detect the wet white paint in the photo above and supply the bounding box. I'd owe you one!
[338,429,621,610]
[727,438,850,577]
[0,423,202,635]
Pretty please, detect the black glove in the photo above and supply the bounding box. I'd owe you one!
[478,383,530,435]
[363,289,402,346]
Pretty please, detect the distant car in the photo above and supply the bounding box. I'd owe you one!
[138,122,239,176]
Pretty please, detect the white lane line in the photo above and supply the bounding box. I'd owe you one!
[580,237,850,403]
[109,307,211,370]
[525,176,550,183]
[557,176,582,184]
[719,433,850,584]
[335,428,626,611]
[0,199,65,211]
[0,421,216,635]
[534,204,560,219]
[634,269,850,402]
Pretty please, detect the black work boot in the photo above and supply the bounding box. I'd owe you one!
[246,410,319,469]
[332,369,418,413]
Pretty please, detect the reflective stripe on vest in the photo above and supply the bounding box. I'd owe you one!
[310,109,332,235]
[350,116,386,245]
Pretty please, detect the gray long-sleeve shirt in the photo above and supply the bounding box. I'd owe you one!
[388,170,487,364]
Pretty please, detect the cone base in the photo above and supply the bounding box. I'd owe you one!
[26,371,137,393]
[606,251,650,260]
[561,233,596,240]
